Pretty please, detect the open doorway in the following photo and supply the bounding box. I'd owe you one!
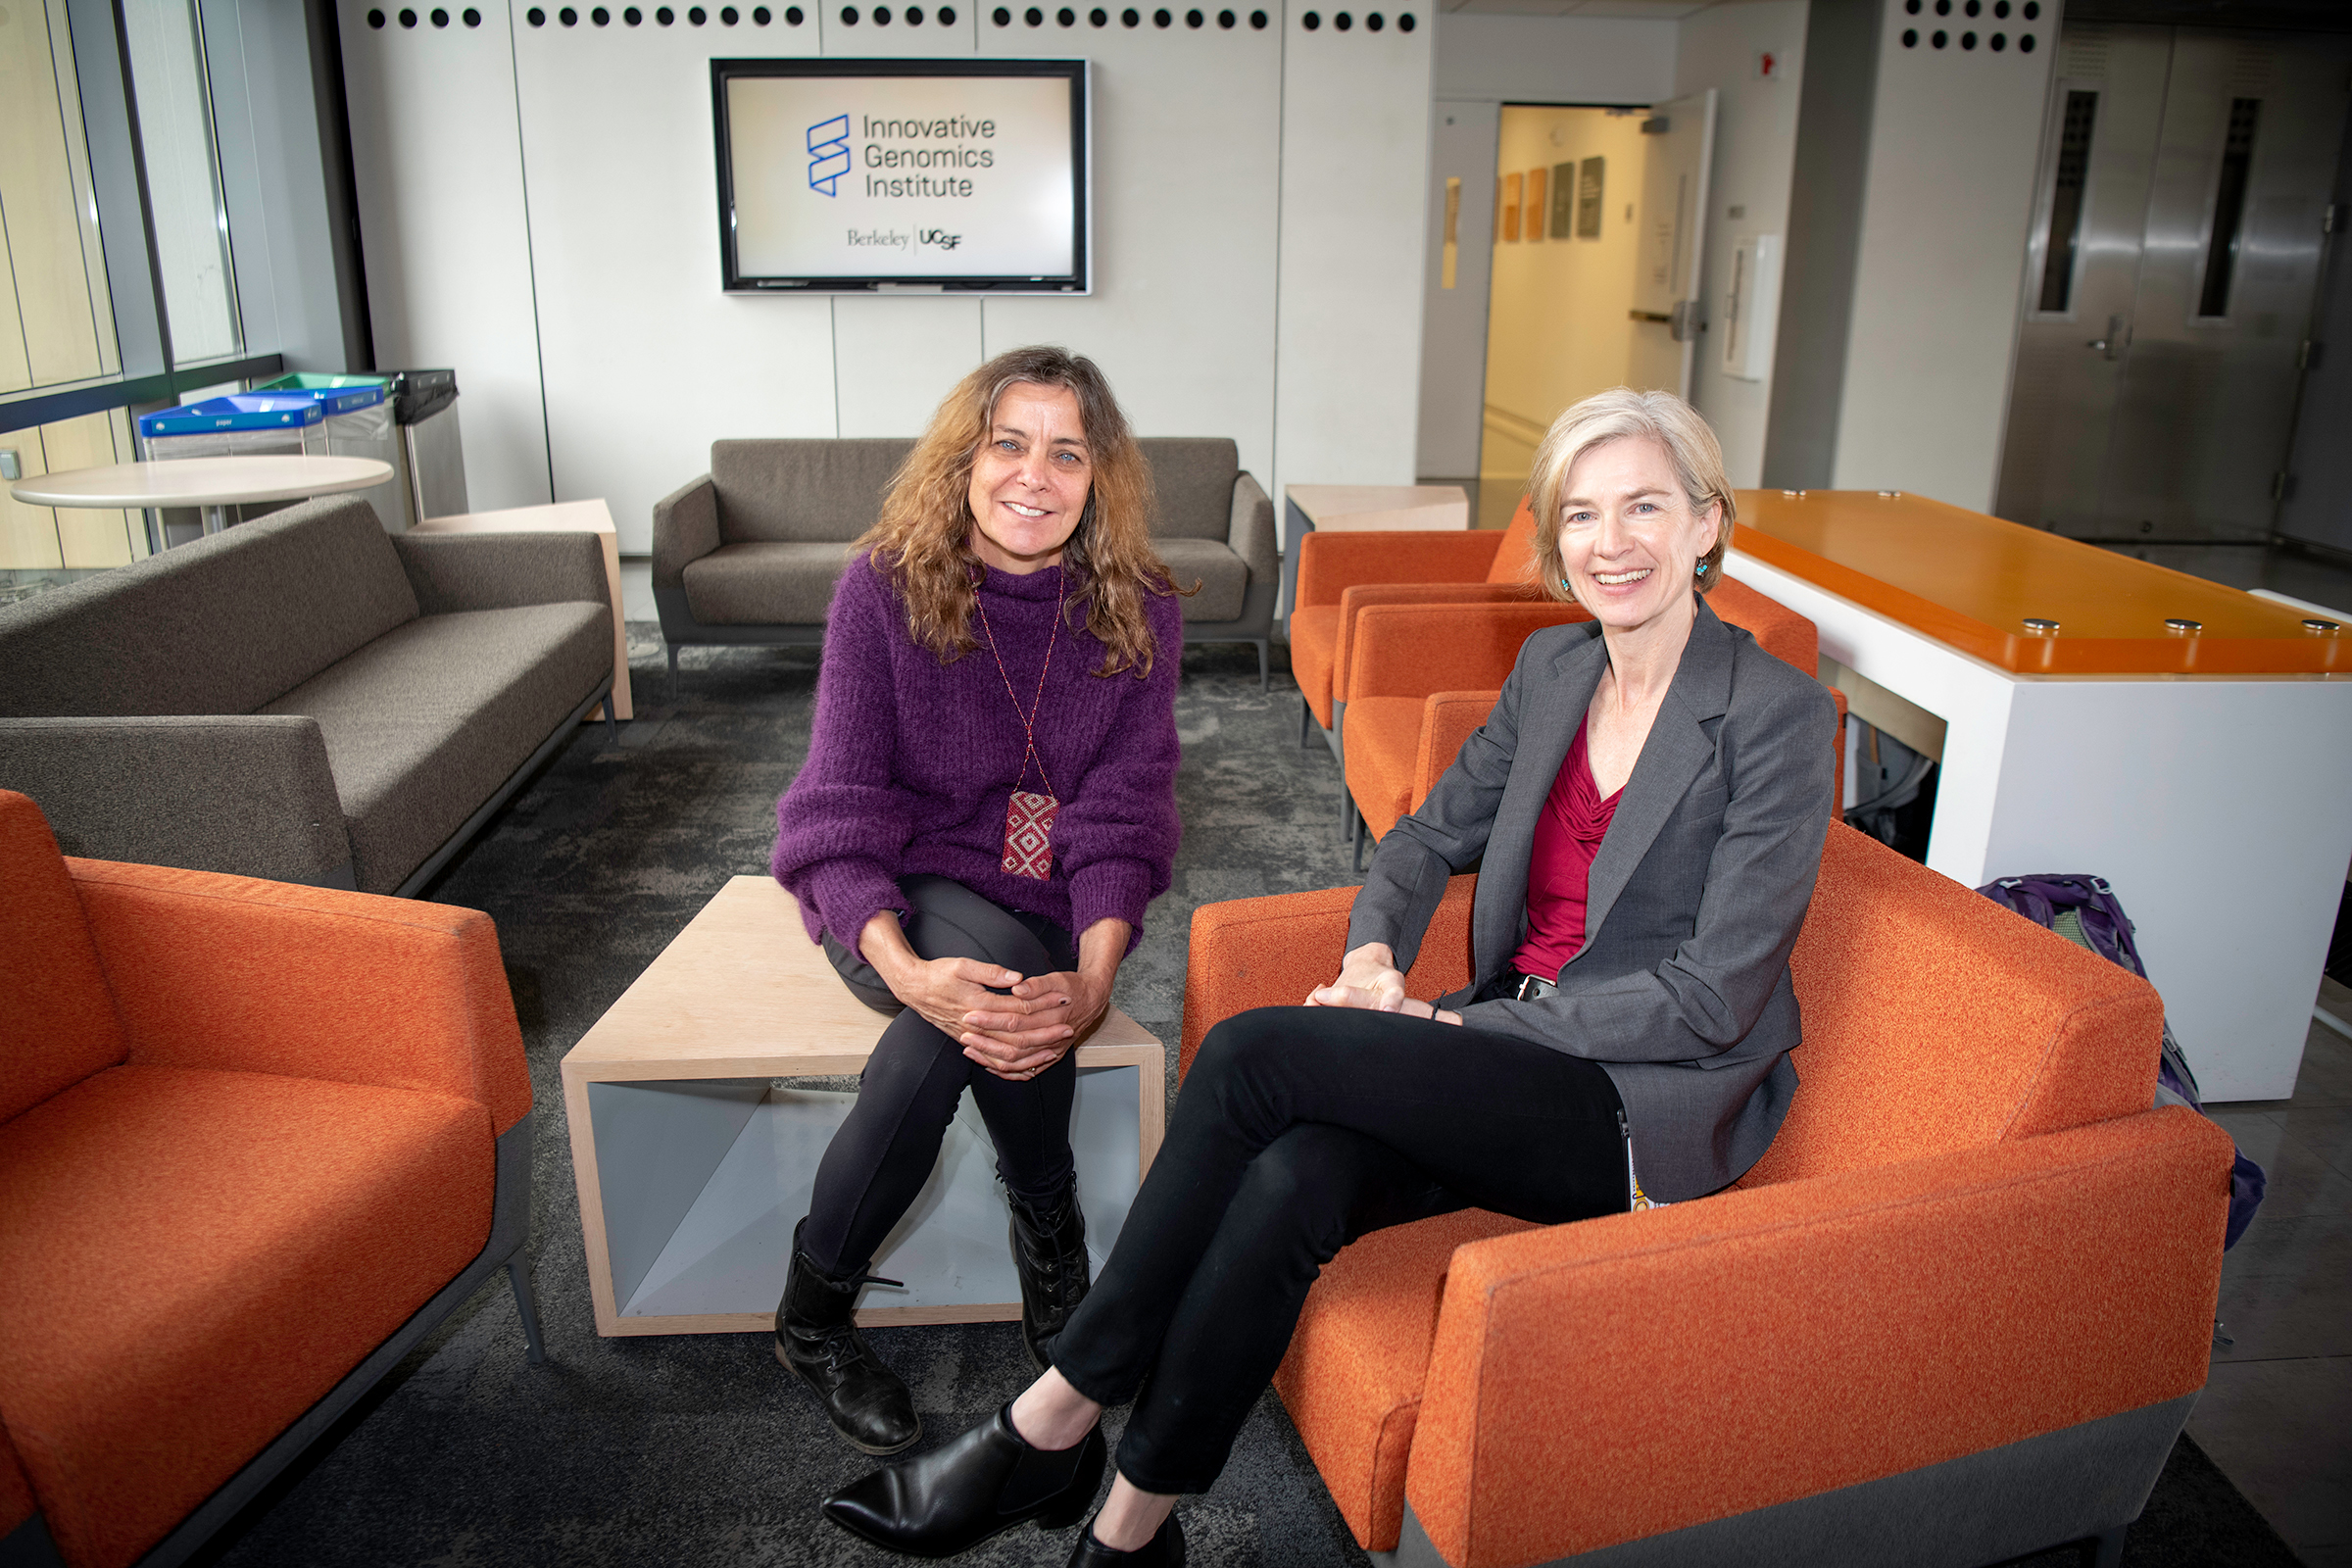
[1417,95,1717,530]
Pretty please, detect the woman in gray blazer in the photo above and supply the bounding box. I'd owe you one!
[820,389,1839,1568]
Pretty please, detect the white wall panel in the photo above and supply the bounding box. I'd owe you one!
[1273,0,1434,513]
[340,0,553,511]
[976,19,1281,484]
[515,10,835,550]
[833,294,984,432]
[1674,0,1805,489]
[1831,0,2054,510]
[1431,11,1673,106]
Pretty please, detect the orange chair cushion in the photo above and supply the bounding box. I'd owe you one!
[1291,605,1343,727]
[1483,500,1539,586]
[0,1065,494,1568]
[1341,696,1426,841]
[1274,1208,1534,1552]
[0,793,126,1125]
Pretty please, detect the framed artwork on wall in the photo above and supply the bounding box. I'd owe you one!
[1525,167,1546,242]
[1503,171,1524,241]
[1577,156,1605,240]
[1550,162,1576,238]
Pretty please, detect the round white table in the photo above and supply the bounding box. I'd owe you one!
[10,455,395,540]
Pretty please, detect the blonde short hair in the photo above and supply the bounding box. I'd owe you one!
[1526,387,1737,601]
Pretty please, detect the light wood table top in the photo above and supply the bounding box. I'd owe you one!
[1736,489,2346,675]
[8,455,394,510]
[1287,484,1470,531]
[563,876,1164,1082]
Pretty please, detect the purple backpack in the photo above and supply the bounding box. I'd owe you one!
[1978,873,2266,1250]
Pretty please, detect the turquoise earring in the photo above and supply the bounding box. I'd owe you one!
[1695,561,1709,576]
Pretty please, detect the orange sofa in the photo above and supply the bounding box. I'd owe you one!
[1289,502,1543,759]
[1341,575,1839,852]
[1181,821,2232,1568]
[0,791,542,1568]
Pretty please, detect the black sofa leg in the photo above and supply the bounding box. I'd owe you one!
[1255,640,1269,693]
[507,1253,548,1366]
[1300,696,1313,749]
[2083,1526,2127,1568]
[667,643,681,704]
[604,705,619,744]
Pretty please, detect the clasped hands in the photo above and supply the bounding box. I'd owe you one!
[1306,942,1463,1025]
[858,911,1127,1081]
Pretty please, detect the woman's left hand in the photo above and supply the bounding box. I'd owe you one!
[961,918,1129,1081]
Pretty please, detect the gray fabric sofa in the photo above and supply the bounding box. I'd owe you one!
[0,494,614,896]
[653,435,1281,690]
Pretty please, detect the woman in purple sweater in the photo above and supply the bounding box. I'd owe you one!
[770,347,1185,1460]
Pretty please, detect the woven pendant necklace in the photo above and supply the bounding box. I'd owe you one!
[974,568,1063,880]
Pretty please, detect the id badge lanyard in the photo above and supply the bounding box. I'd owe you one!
[975,576,1063,880]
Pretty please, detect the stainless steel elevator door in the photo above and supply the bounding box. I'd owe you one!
[1997,25,2351,542]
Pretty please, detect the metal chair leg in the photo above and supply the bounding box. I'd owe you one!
[1300,696,1314,749]
[2084,1526,2127,1568]
[1352,817,1369,872]
[507,1253,548,1366]
[604,704,619,744]
[1256,640,1269,693]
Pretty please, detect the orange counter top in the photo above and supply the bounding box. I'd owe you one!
[1733,489,2345,676]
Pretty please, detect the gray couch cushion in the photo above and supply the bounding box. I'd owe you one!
[682,542,855,625]
[1154,537,1250,622]
[712,439,913,545]
[261,603,610,893]
[1140,438,1240,541]
[0,497,419,719]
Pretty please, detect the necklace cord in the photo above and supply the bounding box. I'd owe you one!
[973,570,1062,800]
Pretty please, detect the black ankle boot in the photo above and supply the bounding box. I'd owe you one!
[822,1402,1106,1558]
[1068,1513,1185,1567]
[775,1221,919,1456]
[1007,1181,1092,1370]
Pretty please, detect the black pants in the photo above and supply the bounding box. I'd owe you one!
[800,875,1081,1279]
[1048,1004,1628,1495]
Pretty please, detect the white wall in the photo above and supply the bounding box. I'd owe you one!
[1431,12,1673,106]
[343,0,1433,553]
[1831,0,2056,509]
[1673,0,1805,489]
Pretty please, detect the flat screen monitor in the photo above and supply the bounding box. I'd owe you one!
[714,58,1090,293]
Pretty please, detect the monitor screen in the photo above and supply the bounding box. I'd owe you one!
[714,58,1090,293]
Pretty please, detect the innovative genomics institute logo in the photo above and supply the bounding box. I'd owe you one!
[807,115,851,196]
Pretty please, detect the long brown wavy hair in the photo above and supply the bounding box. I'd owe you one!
[858,346,1189,678]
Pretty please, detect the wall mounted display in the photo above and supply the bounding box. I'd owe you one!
[1549,161,1576,238]
[1503,170,1523,241]
[1524,167,1546,242]
[1576,155,1604,239]
[714,58,1090,293]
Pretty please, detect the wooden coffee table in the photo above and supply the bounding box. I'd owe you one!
[562,876,1165,1336]
[1278,484,1471,621]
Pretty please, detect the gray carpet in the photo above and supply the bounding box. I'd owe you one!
[199,630,2304,1568]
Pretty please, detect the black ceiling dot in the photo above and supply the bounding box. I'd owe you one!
[589,4,607,20]
[872,5,891,21]
[2020,29,2034,47]
[905,3,921,18]
[428,7,448,24]
[1901,26,1917,44]
[1026,4,1043,21]
[754,3,770,18]
[842,3,858,17]
[688,4,704,19]
[525,5,543,19]
[1965,0,1979,13]
[656,4,673,16]
[560,4,577,20]
[1152,6,1169,23]
[1090,5,1106,21]
[1366,9,1381,26]
[398,7,416,24]
[2023,0,2037,14]
[1217,6,1233,24]
[1248,6,1264,23]
[1396,9,1410,26]
[1962,28,1976,45]
[463,5,481,19]
[1057,5,1074,21]
[786,2,804,17]
[1121,4,1138,19]
[1184,6,1200,23]
[1300,8,1316,25]
[1990,29,2005,48]
[719,3,737,18]
[1334,9,1349,26]
[994,4,1009,19]
[622,5,640,20]
[1932,28,1945,45]
[936,3,952,17]
[368,7,386,24]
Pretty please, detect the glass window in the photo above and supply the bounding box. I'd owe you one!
[121,0,243,363]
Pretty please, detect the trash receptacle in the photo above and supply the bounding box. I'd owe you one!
[385,369,466,525]
[254,374,403,531]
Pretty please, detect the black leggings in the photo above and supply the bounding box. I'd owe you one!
[1049,1004,1628,1495]
[800,875,1080,1279]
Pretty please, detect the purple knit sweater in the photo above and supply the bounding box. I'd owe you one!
[772,552,1183,960]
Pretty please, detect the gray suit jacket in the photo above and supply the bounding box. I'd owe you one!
[1345,599,1836,1201]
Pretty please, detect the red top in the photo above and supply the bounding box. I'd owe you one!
[1510,719,1623,980]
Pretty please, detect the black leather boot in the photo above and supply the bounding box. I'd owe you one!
[822,1402,1106,1558]
[775,1221,920,1456]
[1007,1181,1092,1370]
[1068,1512,1186,1567]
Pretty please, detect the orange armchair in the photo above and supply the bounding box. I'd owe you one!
[0,791,542,1568]
[1343,575,1838,851]
[1181,822,2230,1568]
[1289,502,1543,753]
